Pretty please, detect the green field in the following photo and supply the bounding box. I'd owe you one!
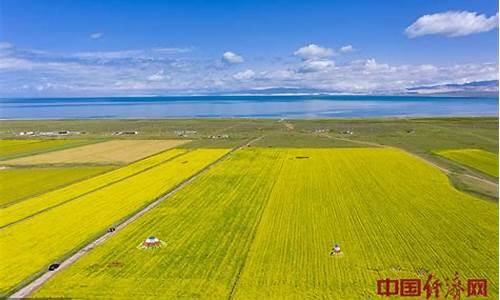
[32,148,498,299]
[0,166,114,207]
[0,149,229,296]
[435,149,499,178]
[0,139,97,161]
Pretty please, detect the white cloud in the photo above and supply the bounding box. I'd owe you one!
[405,11,499,38]
[340,45,355,53]
[90,32,103,39]
[148,70,166,81]
[233,69,255,80]
[222,51,244,64]
[0,43,497,96]
[152,47,192,54]
[298,59,334,73]
[294,44,334,60]
[0,42,13,50]
[261,69,298,81]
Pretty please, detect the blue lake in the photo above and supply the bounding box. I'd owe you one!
[0,95,498,119]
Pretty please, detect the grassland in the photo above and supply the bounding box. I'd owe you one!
[435,149,499,178]
[4,139,188,165]
[32,148,498,299]
[0,166,114,207]
[0,149,228,296]
[0,139,96,161]
[0,148,188,227]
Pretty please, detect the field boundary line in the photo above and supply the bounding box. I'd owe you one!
[0,150,190,229]
[227,149,287,300]
[9,136,263,299]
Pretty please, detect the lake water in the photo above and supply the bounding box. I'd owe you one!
[0,95,498,119]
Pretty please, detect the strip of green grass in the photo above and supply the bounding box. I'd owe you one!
[0,139,101,161]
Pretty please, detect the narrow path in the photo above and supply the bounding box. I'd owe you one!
[9,136,263,299]
[321,133,498,187]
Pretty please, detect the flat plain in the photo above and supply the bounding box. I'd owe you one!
[0,166,114,207]
[4,139,189,165]
[32,148,498,299]
[0,139,94,161]
[0,148,188,227]
[0,149,228,296]
[435,148,499,178]
[0,118,497,299]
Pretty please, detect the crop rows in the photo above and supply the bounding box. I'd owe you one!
[33,148,286,299]
[435,148,499,178]
[0,148,229,296]
[4,139,189,165]
[1,148,187,227]
[233,148,498,299]
[13,148,499,299]
[0,166,113,207]
[32,148,498,299]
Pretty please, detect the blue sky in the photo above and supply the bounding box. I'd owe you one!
[0,0,498,96]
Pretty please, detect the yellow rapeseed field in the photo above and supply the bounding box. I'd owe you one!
[0,166,113,207]
[1,148,187,227]
[33,147,283,299]
[32,148,498,299]
[0,149,228,296]
[4,139,189,165]
[436,148,499,178]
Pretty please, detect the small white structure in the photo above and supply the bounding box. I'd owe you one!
[18,131,34,136]
[137,236,166,250]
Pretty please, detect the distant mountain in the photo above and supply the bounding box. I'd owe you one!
[216,87,338,96]
[407,80,499,97]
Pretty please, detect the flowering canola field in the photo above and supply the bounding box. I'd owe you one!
[1,148,187,227]
[32,148,498,299]
[0,148,229,296]
[435,148,499,178]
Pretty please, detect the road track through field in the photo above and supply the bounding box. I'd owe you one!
[8,136,264,299]
[321,133,498,187]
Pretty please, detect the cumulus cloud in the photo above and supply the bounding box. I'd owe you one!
[298,60,334,73]
[89,32,103,39]
[0,43,497,96]
[294,44,334,60]
[233,69,255,80]
[405,11,499,38]
[340,45,355,53]
[222,51,244,64]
